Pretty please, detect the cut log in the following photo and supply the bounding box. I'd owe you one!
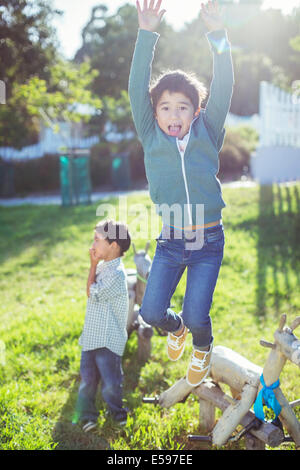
[290,399,300,408]
[159,378,194,408]
[158,345,262,408]
[158,379,284,447]
[157,336,298,448]
[245,433,265,450]
[278,314,287,331]
[210,346,262,391]
[137,314,153,363]
[273,328,300,367]
[135,278,146,306]
[211,383,258,446]
[126,268,137,331]
[258,321,300,448]
[127,289,138,332]
[261,348,287,388]
[273,387,300,449]
[194,381,284,447]
[260,339,276,350]
[230,387,242,401]
[290,316,300,332]
[199,398,215,433]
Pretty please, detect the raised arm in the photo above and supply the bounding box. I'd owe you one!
[128,1,166,143]
[201,1,235,150]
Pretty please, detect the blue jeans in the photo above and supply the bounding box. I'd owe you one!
[140,224,225,348]
[74,347,128,423]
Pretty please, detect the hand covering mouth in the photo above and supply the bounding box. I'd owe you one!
[168,124,182,137]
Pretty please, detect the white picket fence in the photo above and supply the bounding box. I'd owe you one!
[251,81,300,184]
[0,120,134,161]
[0,125,99,161]
[226,112,260,132]
[259,81,300,148]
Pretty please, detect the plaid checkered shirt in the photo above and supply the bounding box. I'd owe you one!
[79,257,129,356]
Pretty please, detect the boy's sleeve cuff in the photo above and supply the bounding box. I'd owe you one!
[138,28,160,42]
[206,29,230,54]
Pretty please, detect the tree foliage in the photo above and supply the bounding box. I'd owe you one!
[0,0,60,98]
[0,1,102,147]
[13,60,101,122]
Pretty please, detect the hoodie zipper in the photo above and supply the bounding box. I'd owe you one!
[175,119,197,227]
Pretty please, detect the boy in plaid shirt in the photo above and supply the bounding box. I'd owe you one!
[73,220,131,432]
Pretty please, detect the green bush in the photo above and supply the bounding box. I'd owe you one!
[89,142,112,187]
[90,139,146,187]
[127,140,146,181]
[233,126,259,153]
[219,126,259,179]
[13,154,60,195]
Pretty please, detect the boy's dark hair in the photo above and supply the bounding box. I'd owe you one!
[150,69,208,113]
[95,220,131,257]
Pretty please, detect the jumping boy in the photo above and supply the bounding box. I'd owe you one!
[74,220,131,431]
[128,1,234,386]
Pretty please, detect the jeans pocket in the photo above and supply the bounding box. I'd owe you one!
[156,230,170,245]
[156,238,170,252]
[205,227,225,252]
[206,230,224,243]
[156,234,179,257]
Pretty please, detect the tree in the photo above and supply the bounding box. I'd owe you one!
[158,3,300,116]
[0,0,60,146]
[0,1,102,148]
[75,3,174,97]
[229,52,289,116]
[0,0,61,99]
[0,59,102,148]
[74,4,138,99]
[290,35,300,52]
[228,7,300,87]
[13,59,102,122]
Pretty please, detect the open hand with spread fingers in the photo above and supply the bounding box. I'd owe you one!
[200,1,224,32]
[136,0,166,32]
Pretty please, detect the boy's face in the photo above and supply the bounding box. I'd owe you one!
[92,231,119,262]
[155,90,197,140]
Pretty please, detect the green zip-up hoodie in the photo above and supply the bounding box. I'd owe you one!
[128,28,234,227]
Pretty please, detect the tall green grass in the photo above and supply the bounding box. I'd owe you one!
[0,182,299,450]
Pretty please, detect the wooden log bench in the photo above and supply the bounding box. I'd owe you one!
[126,243,154,363]
[151,315,300,449]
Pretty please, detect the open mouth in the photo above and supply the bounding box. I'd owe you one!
[168,125,182,137]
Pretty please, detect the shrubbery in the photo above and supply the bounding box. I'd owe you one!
[12,154,60,195]
[219,126,259,180]
[1,126,259,196]
[89,140,146,188]
[89,142,112,187]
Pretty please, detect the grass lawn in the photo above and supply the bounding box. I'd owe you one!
[0,182,299,450]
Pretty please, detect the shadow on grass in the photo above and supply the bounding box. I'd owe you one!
[256,183,300,319]
[51,333,145,450]
[52,378,112,450]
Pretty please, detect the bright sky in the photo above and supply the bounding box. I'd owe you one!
[51,0,300,59]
